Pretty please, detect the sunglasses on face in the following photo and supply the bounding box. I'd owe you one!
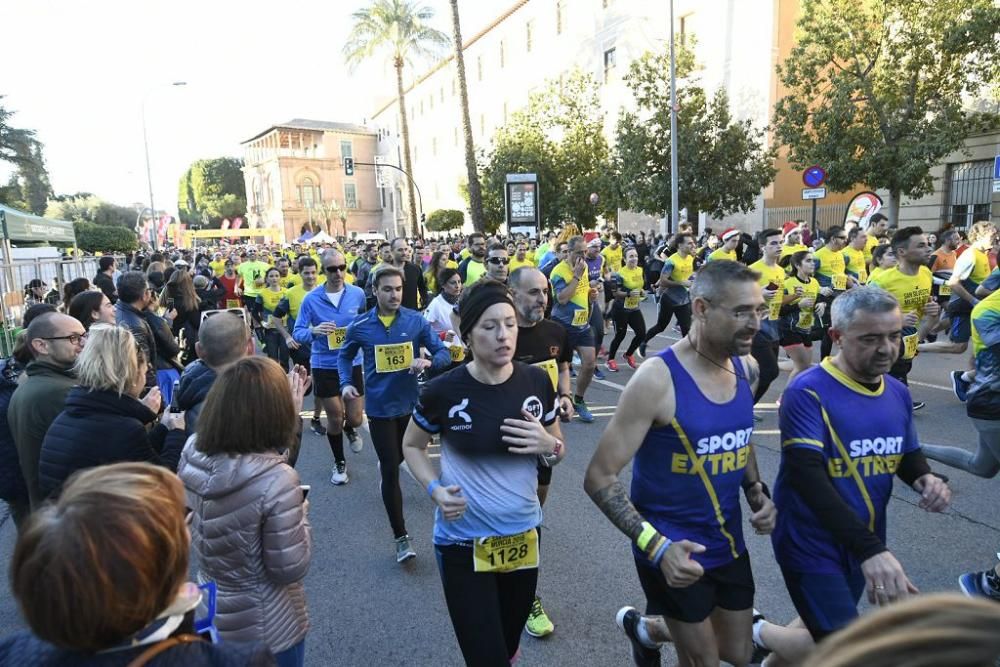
[325,265,347,273]
[487,257,510,265]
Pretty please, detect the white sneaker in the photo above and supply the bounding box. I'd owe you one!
[346,427,363,453]
[330,461,349,485]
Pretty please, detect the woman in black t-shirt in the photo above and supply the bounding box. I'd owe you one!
[402,280,567,666]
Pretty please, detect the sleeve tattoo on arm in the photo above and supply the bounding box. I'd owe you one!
[588,480,646,542]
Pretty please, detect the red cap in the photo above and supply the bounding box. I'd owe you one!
[721,228,740,242]
[782,221,799,236]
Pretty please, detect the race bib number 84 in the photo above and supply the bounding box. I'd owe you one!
[374,342,414,373]
[327,327,348,350]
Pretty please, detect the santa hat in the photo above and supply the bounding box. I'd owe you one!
[721,228,740,243]
[782,221,799,236]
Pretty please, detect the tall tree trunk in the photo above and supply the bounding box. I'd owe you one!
[449,0,484,232]
[887,189,901,228]
[395,60,420,238]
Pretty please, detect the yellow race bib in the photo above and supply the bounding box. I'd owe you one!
[473,528,539,573]
[939,283,951,297]
[571,308,589,327]
[624,295,640,310]
[768,297,782,321]
[374,342,414,373]
[902,332,919,360]
[327,327,348,350]
[832,274,848,291]
[797,309,814,330]
[226,299,241,309]
[533,358,559,391]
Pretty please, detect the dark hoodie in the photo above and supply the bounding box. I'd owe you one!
[37,387,186,500]
[173,359,218,437]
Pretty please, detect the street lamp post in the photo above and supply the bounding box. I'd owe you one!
[141,81,186,251]
[667,0,679,238]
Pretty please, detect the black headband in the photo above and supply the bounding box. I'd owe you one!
[458,281,514,342]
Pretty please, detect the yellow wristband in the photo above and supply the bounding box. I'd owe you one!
[636,521,659,552]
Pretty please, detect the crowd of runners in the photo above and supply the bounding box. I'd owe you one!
[2,215,1000,666]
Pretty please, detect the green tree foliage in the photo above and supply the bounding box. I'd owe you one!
[773,0,1000,222]
[0,98,52,215]
[74,223,138,253]
[345,0,449,237]
[45,195,136,228]
[614,44,776,221]
[425,208,465,232]
[177,157,247,227]
[478,70,616,232]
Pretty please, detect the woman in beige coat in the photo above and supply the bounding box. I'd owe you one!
[179,356,311,667]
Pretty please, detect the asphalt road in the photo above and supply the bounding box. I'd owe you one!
[0,298,996,666]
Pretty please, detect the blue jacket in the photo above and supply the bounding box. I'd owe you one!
[291,284,366,370]
[338,307,450,418]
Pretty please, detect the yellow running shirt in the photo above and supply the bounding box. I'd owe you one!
[707,248,737,263]
[784,275,820,331]
[844,247,868,283]
[750,260,786,321]
[601,245,624,273]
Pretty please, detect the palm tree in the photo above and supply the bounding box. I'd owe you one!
[448,0,484,232]
[345,0,449,238]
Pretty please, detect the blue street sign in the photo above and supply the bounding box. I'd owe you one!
[803,166,826,188]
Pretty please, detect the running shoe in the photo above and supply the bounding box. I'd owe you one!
[607,359,620,372]
[310,418,327,436]
[751,608,771,664]
[346,426,363,453]
[951,370,970,403]
[624,354,638,369]
[594,367,607,381]
[574,399,594,423]
[330,461,349,485]
[395,535,416,563]
[959,570,1000,602]
[638,341,648,357]
[525,596,555,638]
[615,606,660,667]
[912,400,926,411]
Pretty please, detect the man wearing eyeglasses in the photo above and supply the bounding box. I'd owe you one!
[484,243,510,284]
[8,312,86,512]
[388,238,429,310]
[293,250,368,485]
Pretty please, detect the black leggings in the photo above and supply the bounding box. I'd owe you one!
[644,300,691,343]
[263,328,290,369]
[609,308,647,358]
[436,543,538,666]
[751,336,780,404]
[367,415,411,539]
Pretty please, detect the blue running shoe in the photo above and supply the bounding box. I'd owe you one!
[594,367,606,381]
[959,570,1000,601]
[574,399,594,423]
[951,370,970,403]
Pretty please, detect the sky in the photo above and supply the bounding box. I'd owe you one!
[1,0,500,215]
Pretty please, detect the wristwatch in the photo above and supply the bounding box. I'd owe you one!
[540,437,563,467]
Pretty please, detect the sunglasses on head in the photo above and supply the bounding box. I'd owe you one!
[487,257,510,265]
[325,265,347,273]
[200,307,250,325]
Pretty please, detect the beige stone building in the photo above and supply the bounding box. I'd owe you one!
[367,0,997,235]
[241,119,387,242]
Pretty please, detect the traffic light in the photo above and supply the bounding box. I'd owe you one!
[344,157,354,176]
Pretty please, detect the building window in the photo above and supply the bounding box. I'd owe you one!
[477,56,483,81]
[452,78,456,95]
[420,99,425,114]
[379,186,386,209]
[480,114,485,135]
[556,0,563,34]
[944,160,993,228]
[454,127,459,147]
[500,40,505,68]
[388,189,394,212]
[340,140,353,160]
[432,137,437,156]
[428,93,434,110]
[603,47,617,83]
[526,19,534,52]
[440,87,444,103]
[344,183,358,209]
[299,177,317,208]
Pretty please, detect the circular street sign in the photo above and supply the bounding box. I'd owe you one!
[803,166,826,188]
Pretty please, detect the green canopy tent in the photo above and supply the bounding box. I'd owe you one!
[0,205,77,354]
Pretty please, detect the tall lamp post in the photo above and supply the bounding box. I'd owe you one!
[141,81,187,251]
[667,0,679,238]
